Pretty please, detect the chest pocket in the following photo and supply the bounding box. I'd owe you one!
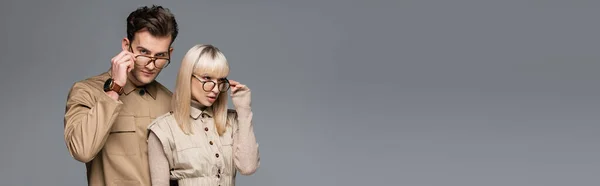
[172,133,211,172]
[105,115,139,156]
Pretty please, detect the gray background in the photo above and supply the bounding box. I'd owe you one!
[1,0,599,185]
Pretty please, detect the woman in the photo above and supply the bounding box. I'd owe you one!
[147,44,259,186]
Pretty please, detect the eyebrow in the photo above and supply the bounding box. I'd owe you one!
[136,46,169,55]
[198,73,228,80]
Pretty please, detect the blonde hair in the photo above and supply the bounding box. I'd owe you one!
[172,44,230,135]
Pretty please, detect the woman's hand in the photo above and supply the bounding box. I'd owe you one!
[229,80,251,109]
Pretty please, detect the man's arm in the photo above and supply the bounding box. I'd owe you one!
[64,82,122,163]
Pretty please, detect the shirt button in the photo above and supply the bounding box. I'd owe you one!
[204,127,209,131]
[209,141,214,145]
[218,169,221,173]
[139,89,145,96]
[217,174,221,178]
[215,153,219,158]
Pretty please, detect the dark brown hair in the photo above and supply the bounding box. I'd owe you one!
[126,5,179,44]
[199,44,221,59]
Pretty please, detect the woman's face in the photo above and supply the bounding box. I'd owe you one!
[191,73,229,107]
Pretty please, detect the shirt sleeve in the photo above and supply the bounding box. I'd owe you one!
[230,108,260,175]
[148,131,171,186]
[64,81,123,163]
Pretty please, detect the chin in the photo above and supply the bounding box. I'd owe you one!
[134,74,157,85]
[199,100,214,107]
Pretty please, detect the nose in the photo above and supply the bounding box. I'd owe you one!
[210,83,220,94]
[145,60,157,70]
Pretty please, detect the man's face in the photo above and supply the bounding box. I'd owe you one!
[123,30,173,86]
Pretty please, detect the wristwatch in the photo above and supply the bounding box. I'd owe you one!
[103,78,124,95]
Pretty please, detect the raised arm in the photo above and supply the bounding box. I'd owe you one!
[63,82,122,162]
[229,80,260,175]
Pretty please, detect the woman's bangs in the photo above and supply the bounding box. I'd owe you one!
[193,55,229,78]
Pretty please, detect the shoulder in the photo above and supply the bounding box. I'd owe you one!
[69,72,109,90]
[148,112,177,132]
[66,72,111,101]
[148,112,179,143]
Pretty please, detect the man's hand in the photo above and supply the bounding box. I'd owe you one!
[110,50,135,87]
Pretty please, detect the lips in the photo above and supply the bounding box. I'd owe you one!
[141,71,154,76]
[207,96,217,102]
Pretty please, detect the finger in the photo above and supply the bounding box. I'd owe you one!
[232,85,246,93]
[118,52,134,63]
[229,80,240,86]
[127,61,134,72]
[231,84,241,91]
[124,55,135,72]
[125,52,136,62]
[118,63,130,77]
[231,88,241,95]
[119,62,130,71]
[116,55,134,72]
[114,51,132,65]
[235,84,246,90]
[230,83,240,90]
[112,51,128,64]
[124,51,136,61]
[125,53,136,68]
[117,50,129,59]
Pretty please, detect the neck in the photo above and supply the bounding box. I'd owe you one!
[127,72,149,87]
[191,99,208,111]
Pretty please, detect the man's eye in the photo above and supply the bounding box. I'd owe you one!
[140,50,149,54]
[156,53,166,57]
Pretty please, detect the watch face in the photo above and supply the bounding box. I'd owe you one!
[104,78,113,92]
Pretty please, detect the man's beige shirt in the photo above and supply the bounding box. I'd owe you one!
[64,71,172,186]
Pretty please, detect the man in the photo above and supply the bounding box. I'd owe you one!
[64,5,178,185]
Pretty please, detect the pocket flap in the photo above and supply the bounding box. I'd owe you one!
[110,115,136,132]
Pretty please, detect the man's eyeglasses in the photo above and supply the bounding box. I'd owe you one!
[128,45,171,69]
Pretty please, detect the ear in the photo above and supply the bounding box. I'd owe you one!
[121,37,130,51]
[169,47,174,55]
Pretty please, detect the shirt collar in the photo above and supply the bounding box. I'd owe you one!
[122,79,158,99]
[190,100,213,120]
[108,69,158,99]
